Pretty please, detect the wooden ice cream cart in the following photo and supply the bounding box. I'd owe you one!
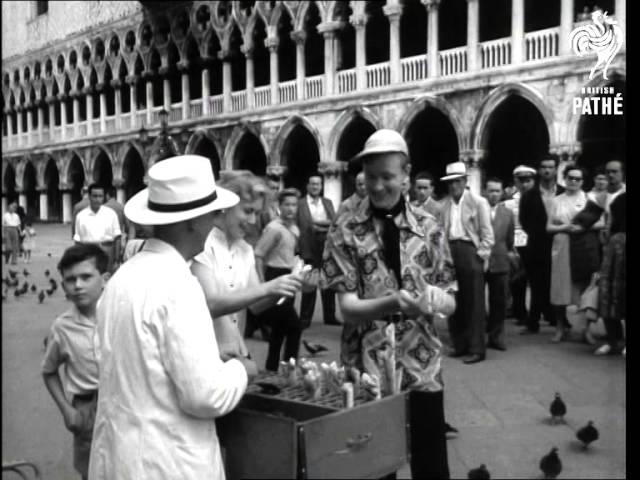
[218,372,410,479]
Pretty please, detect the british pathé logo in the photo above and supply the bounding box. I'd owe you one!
[569,9,623,80]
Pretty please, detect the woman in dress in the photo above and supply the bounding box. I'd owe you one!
[547,166,598,343]
[191,172,305,360]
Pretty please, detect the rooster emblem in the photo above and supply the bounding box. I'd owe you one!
[570,9,624,80]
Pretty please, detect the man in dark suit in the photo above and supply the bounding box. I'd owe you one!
[297,174,339,326]
[519,158,565,334]
[440,162,494,364]
[485,178,515,351]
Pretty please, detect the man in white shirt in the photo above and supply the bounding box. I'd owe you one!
[297,174,339,326]
[89,155,257,480]
[74,184,122,272]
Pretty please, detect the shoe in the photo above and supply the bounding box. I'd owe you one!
[623,347,626,357]
[594,344,611,355]
[463,354,485,364]
[325,320,343,326]
[519,327,539,335]
[550,328,570,343]
[487,341,507,351]
[448,349,468,358]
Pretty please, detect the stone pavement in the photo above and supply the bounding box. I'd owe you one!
[2,224,626,479]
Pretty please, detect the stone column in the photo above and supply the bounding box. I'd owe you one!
[112,80,122,130]
[83,88,93,135]
[318,161,347,211]
[384,4,403,84]
[180,63,190,120]
[467,0,480,71]
[616,0,625,41]
[220,51,232,113]
[98,84,107,133]
[145,73,154,125]
[267,38,280,105]
[1,196,7,216]
[464,153,484,196]
[201,62,211,115]
[16,106,23,147]
[39,188,49,221]
[37,100,44,142]
[243,47,255,109]
[59,94,68,140]
[160,67,171,111]
[18,191,27,212]
[116,184,126,205]
[26,105,33,146]
[6,108,13,147]
[351,14,367,90]
[511,0,525,64]
[127,76,138,129]
[72,91,80,137]
[62,189,72,223]
[320,28,337,96]
[291,31,306,101]
[424,0,441,78]
[559,0,574,55]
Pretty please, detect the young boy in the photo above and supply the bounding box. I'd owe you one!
[42,244,109,480]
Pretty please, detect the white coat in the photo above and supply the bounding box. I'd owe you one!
[89,239,248,479]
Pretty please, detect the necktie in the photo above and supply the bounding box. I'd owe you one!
[371,197,406,289]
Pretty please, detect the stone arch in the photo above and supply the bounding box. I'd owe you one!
[91,147,114,187]
[471,82,555,151]
[22,159,39,219]
[121,145,146,201]
[270,2,295,30]
[397,95,466,152]
[66,151,87,205]
[329,106,381,164]
[186,129,223,178]
[36,152,63,189]
[3,161,18,204]
[278,119,323,194]
[44,155,62,221]
[271,115,322,166]
[225,123,268,175]
[113,142,145,181]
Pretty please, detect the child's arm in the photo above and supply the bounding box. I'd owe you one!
[43,372,83,434]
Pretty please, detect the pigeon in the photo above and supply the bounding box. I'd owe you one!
[46,287,55,296]
[8,269,18,279]
[2,288,7,301]
[47,253,52,257]
[467,464,491,479]
[576,421,599,449]
[38,290,46,303]
[21,282,29,293]
[30,284,37,293]
[23,269,30,277]
[303,339,329,356]
[14,289,22,298]
[7,277,19,288]
[550,393,566,424]
[540,447,562,479]
[49,278,58,290]
[44,269,50,277]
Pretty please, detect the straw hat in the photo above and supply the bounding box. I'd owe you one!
[351,129,409,164]
[124,155,239,225]
[440,162,468,182]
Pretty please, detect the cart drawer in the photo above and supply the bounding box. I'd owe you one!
[302,393,409,479]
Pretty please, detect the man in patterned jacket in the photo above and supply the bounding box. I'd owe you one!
[321,129,457,480]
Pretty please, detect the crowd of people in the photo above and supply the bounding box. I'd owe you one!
[33,127,625,479]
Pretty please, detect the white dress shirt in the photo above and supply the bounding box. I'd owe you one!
[449,190,469,240]
[504,191,528,247]
[307,194,329,222]
[90,239,248,479]
[73,205,121,243]
[193,227,260,355]
[3,212,21,227]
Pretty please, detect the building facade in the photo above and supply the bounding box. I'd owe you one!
[2,0,626,222]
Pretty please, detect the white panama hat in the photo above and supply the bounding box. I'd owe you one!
[513,165,537,177]
[440,162,468,182]
[124,155,239,225]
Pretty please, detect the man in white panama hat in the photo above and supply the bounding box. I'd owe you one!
[440,162,494,364]
[88,155,257,480]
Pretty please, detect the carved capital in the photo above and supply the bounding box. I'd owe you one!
[422,0,442,9]
[290,30,307,45]
[459,149,484,167]
[125,74,140,85]
[110,79,122,89]
[350,13,367,28]
[112,178,125,189]
[218,49,233,61]
[177,61,190,72]
[265,37,279,51]
[318,161,347,178]
[383,4,403,19]
[82,86,94,95]
[317,21,342,35]
[45,95,57,105]
[266,165,288,178]
[158,66,171,76]
[240,45,254,58]
[95,83,105,92]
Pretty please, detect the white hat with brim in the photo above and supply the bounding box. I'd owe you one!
[351,129,409,164]
[124,155,239,226]
[513,165,537,177]
[440,162,468,182]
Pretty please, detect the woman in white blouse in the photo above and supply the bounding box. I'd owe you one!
[191,173,306,359]
[2,202,22,265]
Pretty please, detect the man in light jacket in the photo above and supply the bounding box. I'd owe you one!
[89,155,257,479]
[440,162,494,364]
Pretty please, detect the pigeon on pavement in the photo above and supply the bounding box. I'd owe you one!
[303,339,329,356]
[44,269,50,277]
[8,269,18,279]
[550,393,566,424]
[576,421,599,449]
[23,269,30,276]
[46,288,54,296]
[540,447,562,479]
[30,284,37,293]
[49,278,58,291]
[38,290,46,303]
[47,253,52,257]
[467,464,491,479]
